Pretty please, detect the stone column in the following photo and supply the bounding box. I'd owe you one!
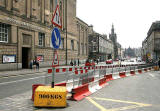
[11,25,17,44]
[18,28,22,63]
[6,0,12,11]
[27,0,31,18]
[41,0,45,23]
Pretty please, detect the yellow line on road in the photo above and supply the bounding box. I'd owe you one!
[108,105,148,111]
[86,97,108,111]
[92,97,152,106]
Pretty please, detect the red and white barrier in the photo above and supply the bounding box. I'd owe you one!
[69,83,92,101]
[35,64,153,101]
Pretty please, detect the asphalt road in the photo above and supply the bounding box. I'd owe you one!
[0,72,66,99]
[54,70,160,111]
[0,61,143,99]
[1,69,159,111]
[0,61,159,111]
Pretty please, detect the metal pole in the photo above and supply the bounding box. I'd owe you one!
[65,0,68,65]
[52,66,55,88]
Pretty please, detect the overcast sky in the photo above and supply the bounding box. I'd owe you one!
[76,0,160,48]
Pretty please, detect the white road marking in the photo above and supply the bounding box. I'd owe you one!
[149,74,155,77]
[0,74,65,86]
[0,75,47,85]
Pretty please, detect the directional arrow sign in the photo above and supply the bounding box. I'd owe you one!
[51,5,62,29]
[51,27,61,49]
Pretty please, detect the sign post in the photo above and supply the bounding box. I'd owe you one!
[33,3,66,108]
[51,4,62,88]
[51,27,61,88]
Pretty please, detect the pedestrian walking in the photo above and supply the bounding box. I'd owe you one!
[36,60,39,70]
[33,59,36,70]
[74,60,76,66]
[70,59,73,66]
[29,60,33,69]
[78,59,80,66]
[158,58,160,69]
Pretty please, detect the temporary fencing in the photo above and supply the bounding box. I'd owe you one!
[32,63,155,101]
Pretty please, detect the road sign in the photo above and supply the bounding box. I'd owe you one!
[52,50,59,67]
[51,27,61,49]
[51,5,62,29]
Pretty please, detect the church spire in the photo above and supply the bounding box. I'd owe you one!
[111,23,114,34]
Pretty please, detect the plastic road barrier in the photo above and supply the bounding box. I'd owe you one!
[32,84,44,101]
[39,63,154,102]
[69,84,91,101]
[34,86,67,107]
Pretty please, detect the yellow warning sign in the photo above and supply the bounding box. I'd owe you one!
[34,86,67,107]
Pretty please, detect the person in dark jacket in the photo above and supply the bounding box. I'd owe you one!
[78,59,80,66]
[35,60,39,70]
[158,58,160,69]
[74,60,76,66]
[70,59,73,66]
[29,60,33,69]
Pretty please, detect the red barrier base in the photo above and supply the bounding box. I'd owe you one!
[69,84,91,101]
[144,68,147,72]
[130,70,135,75]
[119,72,126,78]
[32,84,44,101]
[99,78,107,87]
[55,82,66,86]
[138,69,142,74]
[105,74,113,81]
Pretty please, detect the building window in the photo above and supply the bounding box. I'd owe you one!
[0,23,9,43]
[60,38,64,49]
[71,40,74,50]
[39,32,45,47]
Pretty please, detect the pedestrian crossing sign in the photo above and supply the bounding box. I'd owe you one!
[51,5,62,29]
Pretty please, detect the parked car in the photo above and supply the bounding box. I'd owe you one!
[130,59,135,62]
[85,59,95,66]
[115,59,119,61]
[106,59,113,64]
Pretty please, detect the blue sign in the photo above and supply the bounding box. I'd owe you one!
[51,27,61,49]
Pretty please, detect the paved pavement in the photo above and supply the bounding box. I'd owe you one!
[0,62,106,78]
[0,64,84,78]
[0,67,48,78]
[0,61,144,78]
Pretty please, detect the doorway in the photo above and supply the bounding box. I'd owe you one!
[22,47,30,68]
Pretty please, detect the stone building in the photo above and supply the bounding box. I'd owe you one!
[76,17,89,63]
[88,26,114,62]
[109,24,118,60]
[117,43,122,59]
[0,0,88,70]
[142,21,160,61]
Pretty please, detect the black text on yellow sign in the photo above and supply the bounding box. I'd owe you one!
[39,94,62,99]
